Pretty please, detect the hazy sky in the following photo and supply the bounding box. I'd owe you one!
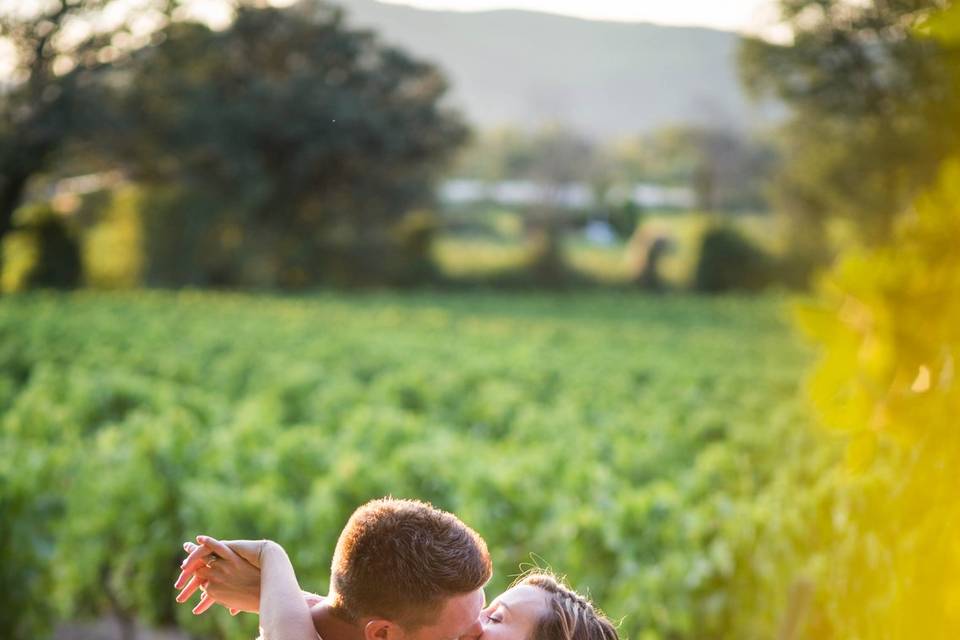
[2,0,784,34]
[378,0,781,33]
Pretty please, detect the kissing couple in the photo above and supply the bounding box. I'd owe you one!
[174,497,619,640]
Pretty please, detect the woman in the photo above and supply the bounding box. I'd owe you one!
[176,536,619,640]
[479,572,619,640]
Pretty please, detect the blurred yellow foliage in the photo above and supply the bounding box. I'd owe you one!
[0,230,39,293]
[795,159,960,638]
[920,2,960,44]
[83,187,145,289]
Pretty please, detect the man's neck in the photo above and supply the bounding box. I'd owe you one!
[311,597,366,640]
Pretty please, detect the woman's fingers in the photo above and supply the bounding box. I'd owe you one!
[175,557,209,590]
[177,536,231,589]
[193,592,216,615]
[176,541,200,587]
[179,541,214,577]
[176,535,259,616]
[176,574,205,603]
[197,535,239,562]
[174,565,194,590]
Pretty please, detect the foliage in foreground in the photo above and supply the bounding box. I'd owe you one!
[796,159,960,639]
[0,292,827,639]
[787,8,960,637]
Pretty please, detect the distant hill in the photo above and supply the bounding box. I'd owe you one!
[335,0,776,139]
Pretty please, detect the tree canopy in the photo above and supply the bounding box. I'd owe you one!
[740,0,960,246]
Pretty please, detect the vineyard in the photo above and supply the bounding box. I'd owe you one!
[0,291,835,640]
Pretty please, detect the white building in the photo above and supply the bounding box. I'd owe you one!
[439,179,694,210]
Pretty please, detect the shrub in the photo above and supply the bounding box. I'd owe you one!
[1,203,82,291]
[693,224,772,293]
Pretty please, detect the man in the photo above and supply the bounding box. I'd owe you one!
[175,498,491,640]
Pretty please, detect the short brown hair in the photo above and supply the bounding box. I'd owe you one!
[329,498,492,628]
[520,572,619,640]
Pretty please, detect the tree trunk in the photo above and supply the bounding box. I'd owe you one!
[0,168,32,289]
[0,168,30,240]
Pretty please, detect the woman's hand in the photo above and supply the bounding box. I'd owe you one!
[175,535,267,615]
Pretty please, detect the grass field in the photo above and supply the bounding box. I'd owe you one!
[0,291,834,640]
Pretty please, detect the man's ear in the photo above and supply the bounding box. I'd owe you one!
[364,619,404,640]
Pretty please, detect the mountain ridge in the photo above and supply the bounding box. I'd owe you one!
[335,0,775,139]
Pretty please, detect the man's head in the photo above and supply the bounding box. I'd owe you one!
[329,498,492,640]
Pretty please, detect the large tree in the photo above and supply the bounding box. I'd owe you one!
[114,1,468,287]
[740,0,960,246]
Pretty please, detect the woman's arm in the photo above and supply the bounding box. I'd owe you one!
[258,540,319,640]
[175,536,325,619]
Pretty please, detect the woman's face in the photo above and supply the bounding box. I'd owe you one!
[479,585,550,640]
